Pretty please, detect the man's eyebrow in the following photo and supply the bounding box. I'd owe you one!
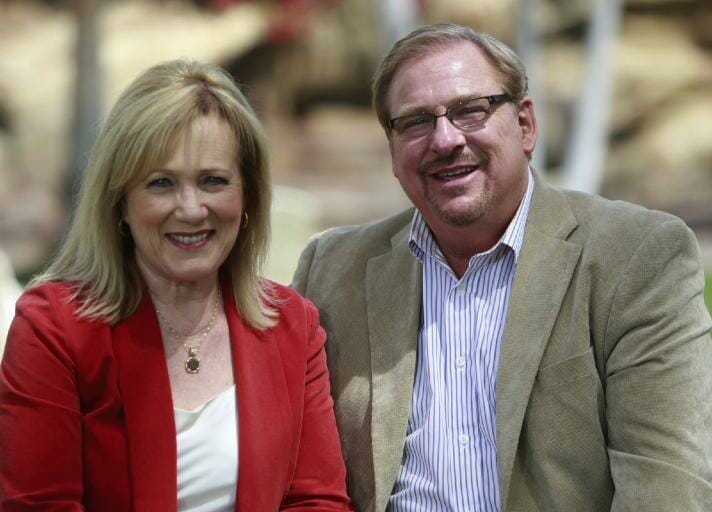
[392,94,484,118]
[391,104,432,119]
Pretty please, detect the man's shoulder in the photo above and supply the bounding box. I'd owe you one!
[541,183,688,244]
[310,208,414,255]
[292,208,415,294]
[563,188,676,224]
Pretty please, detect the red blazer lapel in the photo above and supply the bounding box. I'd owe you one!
[112,282,298,511]
[113,293,177,512]
[224,284,293,511]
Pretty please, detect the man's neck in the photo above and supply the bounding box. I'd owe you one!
[430,218,507,278]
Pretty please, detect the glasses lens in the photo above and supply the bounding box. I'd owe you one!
[393,114,433,137]
[450,98,490,129]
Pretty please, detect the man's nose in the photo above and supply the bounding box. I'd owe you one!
[429,115,466,155]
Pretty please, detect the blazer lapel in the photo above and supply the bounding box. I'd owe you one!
[366,223,422,512]
[496,181,582,507]
[226,283,291,511]
[113,293,177,511]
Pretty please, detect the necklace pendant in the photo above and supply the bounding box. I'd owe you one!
[185,347,200,374]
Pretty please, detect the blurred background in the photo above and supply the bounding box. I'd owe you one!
[0,0,710,347]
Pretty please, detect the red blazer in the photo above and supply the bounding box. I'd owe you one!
[0,280,353,511]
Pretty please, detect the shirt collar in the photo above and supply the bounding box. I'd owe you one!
[409,167,534,264]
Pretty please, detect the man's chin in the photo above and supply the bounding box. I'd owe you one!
[430,199,490,227]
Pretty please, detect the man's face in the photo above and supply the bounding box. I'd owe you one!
[387,42,537,231]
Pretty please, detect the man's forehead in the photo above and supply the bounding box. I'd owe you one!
[394,42,479,77]
[387,42,501,113]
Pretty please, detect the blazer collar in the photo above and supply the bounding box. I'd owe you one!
[113,292,177,511]
[496,177,582,507]
[366,220,422,512]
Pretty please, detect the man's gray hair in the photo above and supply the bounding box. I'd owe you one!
[372,23,529,135]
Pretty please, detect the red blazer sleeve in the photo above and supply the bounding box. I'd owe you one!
[280,298,354,511]
[0,286,84,510]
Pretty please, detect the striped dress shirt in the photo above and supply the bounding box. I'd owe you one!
[388,171,533,512]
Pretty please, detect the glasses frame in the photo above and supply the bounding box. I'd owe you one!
[388,93,512,136]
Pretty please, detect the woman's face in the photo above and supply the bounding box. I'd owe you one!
[123,114,244,289]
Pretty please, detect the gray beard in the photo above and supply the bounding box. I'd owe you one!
[426,187,494,226]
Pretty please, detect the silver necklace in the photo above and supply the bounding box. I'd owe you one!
[155,289,221,374]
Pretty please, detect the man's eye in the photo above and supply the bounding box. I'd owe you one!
[456,105,488,116]
[402,116,432,129]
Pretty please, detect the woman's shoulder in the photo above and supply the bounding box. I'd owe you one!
[6,281,112,369]
[264,279,312,309]
[16,280,105,331]
[261,280,321,328]
[19,280,80,312]
[256,280,326,363]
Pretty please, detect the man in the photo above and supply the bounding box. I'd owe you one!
[292,23,712,511]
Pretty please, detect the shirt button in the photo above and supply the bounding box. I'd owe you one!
[456,284,466,294]
[458,434,470,445]
[456,357,466,368]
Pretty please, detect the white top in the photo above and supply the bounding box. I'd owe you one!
[175,385,238,512]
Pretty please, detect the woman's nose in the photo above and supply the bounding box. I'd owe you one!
[175,187,208,222]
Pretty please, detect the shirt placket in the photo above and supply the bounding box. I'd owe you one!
[444,269,481,510]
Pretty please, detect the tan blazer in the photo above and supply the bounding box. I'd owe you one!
[293,177,712,512]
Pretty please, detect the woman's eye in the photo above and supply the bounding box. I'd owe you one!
[202,175,229,186]
[147,177,172,188]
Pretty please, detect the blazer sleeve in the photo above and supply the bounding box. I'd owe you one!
[281,298,354,511]
[603,218,712,510]
[0,287,84,510]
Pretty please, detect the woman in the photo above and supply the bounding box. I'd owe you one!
[0,59,353,511]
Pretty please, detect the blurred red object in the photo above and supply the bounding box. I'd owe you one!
[206,0,342,43]
[209,0,247,9]
[208,0,337,11]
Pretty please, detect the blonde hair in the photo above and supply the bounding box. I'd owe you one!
[373,23,529,135]
[34,59,277,329]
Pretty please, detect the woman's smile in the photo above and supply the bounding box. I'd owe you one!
[166,230,214,249]
[123,113,245,288]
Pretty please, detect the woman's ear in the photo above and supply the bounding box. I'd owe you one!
[118,197,127,222]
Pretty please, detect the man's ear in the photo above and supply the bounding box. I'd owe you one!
[517,97,538,157]
[387,136,397,177]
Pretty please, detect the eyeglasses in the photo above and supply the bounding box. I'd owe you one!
[388,93,512,138]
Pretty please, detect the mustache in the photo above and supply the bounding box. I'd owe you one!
[419,151,489,174]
